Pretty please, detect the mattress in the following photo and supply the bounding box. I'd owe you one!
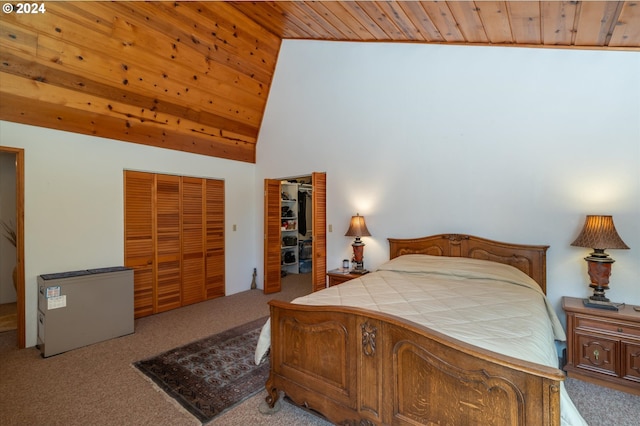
[256,254,587,426]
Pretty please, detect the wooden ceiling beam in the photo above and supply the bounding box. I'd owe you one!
[0,82,256,162]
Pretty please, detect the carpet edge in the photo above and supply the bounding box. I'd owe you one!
[130,363,201,425]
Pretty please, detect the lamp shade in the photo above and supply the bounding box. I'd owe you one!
[345,214,371,237]
[570,215,629,250]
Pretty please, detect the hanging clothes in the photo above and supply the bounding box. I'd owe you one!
[298,190,307,235]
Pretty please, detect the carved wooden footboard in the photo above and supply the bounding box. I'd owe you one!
[265,234,561,425]
[266,300,563,425]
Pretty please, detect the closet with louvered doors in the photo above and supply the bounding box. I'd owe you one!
[124,171,225,319]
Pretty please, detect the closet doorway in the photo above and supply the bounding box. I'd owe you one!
[264,172,326,294]
[0,146,25,348]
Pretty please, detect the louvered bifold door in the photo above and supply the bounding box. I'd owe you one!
[155,174,182,312]
[263,179,282,294]
[205,179,225,299]
[124,171,155,319]
[312,172,327,292]
[126,172,225,317]
[181,177,205,306]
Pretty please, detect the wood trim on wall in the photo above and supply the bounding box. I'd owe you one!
[0,146,25,348]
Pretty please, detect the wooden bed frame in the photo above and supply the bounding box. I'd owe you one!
[265,234,563,425]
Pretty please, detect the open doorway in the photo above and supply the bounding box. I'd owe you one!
[264,172,326,295]
[280,176,313,294]
[0,146,25,348]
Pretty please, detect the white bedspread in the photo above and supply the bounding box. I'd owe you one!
[256,255,587,426]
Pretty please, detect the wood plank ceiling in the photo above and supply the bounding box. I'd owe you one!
[233,1,640,47]
[1,1,638,163]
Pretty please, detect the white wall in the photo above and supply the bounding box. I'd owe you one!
[256,41,640,325]
[0,121,257,347]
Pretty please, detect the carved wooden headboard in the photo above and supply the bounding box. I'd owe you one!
[388,234,549,294]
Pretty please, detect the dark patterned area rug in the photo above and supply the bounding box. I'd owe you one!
[134,317,270,423]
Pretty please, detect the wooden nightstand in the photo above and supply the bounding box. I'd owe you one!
[327,269,368,287]
[562,296,640,395]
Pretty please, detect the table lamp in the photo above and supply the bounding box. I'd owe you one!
[345,213,371,273]
[570,215,629,310]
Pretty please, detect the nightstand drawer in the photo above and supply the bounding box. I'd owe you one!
[575,331,619,377]
[576,315,640,338]
[622,342,640,382]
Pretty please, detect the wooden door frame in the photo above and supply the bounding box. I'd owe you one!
[0,146,25,348]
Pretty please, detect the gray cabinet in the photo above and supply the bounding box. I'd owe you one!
[37,267,134,357]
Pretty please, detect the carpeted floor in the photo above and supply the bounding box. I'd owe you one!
[563,377,640,426]
[1,273,638,425]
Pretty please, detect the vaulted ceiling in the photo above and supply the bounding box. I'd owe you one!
[1,1,638,163]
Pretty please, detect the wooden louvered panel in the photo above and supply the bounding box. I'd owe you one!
[311,173,327,293]
[132,268,154,319]
[156,259,181,312]
[205,252,224,299]
[124,171,155,319]
[181,177,205,306]
[263,179,282,294]
[205,179,225,299]
[155,174,181,312]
